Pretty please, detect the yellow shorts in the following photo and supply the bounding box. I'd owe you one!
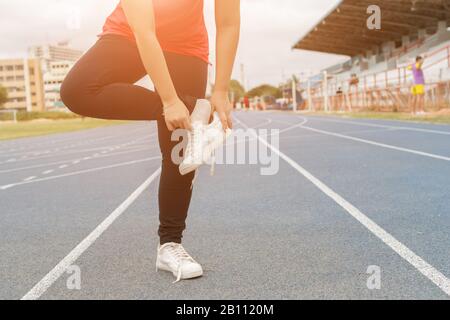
[411,84,424,95]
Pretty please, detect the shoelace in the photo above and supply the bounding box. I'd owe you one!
[166,244,195,283]
[188,119,227,178]
[188,123,217,177]
[189,124,203,160]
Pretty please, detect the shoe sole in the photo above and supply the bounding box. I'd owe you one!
[156,261,203,280]
[179,163,201,176]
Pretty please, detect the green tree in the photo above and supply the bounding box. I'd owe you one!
[0,85,8,108]
[246,84,282,99]
[229,79,245,101]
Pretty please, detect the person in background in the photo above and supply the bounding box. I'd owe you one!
[243,95,250,110]
[335,87,344,112]
[408,56,426,115]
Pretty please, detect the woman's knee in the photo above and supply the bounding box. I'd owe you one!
[60,70,97,117]
[60,77,78,111]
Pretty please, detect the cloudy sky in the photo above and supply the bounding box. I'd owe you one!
[0,0,348,88]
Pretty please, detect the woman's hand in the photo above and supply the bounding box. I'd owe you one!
[211,91,233,131]
[163,98,192,131]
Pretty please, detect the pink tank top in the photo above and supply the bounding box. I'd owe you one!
[101,0,209,63]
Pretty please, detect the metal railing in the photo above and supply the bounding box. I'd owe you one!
[305,43,450,112]
[309,81,450,112]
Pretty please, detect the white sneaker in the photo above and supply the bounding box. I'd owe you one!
[179,121,205,175]
[179,113,232,176]
[204,113,233,153]
[156,242,203,283]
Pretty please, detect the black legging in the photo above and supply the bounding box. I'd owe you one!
[60,34,208,244]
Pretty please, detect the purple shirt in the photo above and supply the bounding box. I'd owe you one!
[411,63,425,85]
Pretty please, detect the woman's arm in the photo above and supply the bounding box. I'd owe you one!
[122,0,191,131]
[212,0,241,130]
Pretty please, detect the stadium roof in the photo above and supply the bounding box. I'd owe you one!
[293,0,450,57]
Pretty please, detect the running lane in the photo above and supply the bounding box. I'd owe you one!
[18,112,449,299]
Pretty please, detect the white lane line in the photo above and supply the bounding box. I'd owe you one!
[226,116,308,148]
[296,118,450,162]
[42,170,54,175]
[58,165,68,169]
[21,168,162,300]
[0,133,155,165]
[0,125,152,156]
[23,176,36,182]
[273,119,400,138]
[0,146,155,174]
[278,118,308,134]
[307,116,450,136]
[278,128,399,142]
[252,118,273,129]
[235,115,450,296]
[0,156,161,190]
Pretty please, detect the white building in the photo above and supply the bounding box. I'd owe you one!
[28,42,83,110]
[0,58,45,112]
[28,42,83,73]
[43,61,74,110]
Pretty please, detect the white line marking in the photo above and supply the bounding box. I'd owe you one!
[296,118,450,162]
[227,117,308,148]
[42,170,54,175]
[58,165,68,169]
[235,115,450,296]
[278,128,398,142]
[252,118,273,129]
[279,118,308,134]
[0,146,155,174]
[0,133,154,164]
[23,176,36,182]
[274,119,400,138]
[21,168,162,300]
[307,116,450,136]
[0,156,160,190]
[0,125,151,156]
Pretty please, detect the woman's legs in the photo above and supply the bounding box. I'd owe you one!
[61,34,208,245]
[155,55,207,245]
[61,35,157,120]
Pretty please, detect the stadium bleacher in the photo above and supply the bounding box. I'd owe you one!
[293,0,450,112]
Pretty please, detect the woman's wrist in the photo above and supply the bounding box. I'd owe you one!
[212,89,229,98]
[162,95,180,109]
